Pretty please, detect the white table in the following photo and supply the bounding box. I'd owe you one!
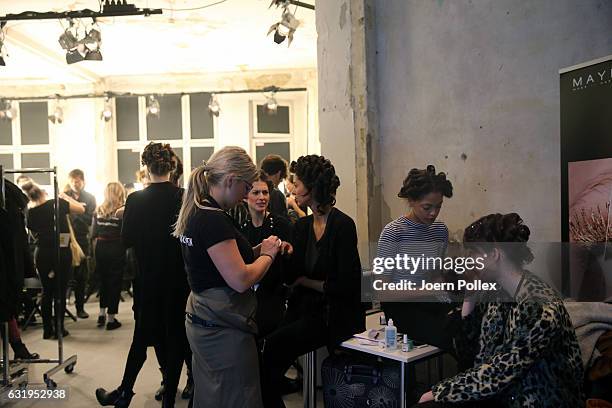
[339,334,443,408]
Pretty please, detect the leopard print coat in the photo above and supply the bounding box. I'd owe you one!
[432,271,584,407]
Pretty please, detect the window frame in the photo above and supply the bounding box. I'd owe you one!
[0,101,54,186]
[250,98,295,165]
[112,94,218,186]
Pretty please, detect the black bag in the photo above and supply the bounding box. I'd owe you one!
[322,353,401,408]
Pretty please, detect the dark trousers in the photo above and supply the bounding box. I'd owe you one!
[95,240,125,315]
[36,247,71,333]
[71,254,88,311]
[260,312,328,408]
[120,326,188,406]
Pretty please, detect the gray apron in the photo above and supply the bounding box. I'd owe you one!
[186,287,262,408]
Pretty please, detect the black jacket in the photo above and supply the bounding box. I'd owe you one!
[286,207,365,347]
[121,182,189,345]
[67,189,96,252]
[0,180,34,321]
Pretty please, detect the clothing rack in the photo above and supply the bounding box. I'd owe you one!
[0,165,77,393]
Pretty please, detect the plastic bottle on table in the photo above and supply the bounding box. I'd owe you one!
[385,318,397,350]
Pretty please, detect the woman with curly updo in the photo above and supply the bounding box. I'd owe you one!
[261,155,365,408]
[378,165,455,350]
[416,213,584,407]
[96,142,189,408]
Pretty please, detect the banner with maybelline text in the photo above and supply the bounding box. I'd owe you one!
[560,55,612,299]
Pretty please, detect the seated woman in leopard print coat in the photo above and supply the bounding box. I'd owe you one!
[417,213,584,408]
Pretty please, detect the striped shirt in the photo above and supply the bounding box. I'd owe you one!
[376,216,449,281]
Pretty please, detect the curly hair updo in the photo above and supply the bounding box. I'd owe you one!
[398,165,453,201]
[463,213,534,267]
[141,142,177,177]
[290,155,340,214]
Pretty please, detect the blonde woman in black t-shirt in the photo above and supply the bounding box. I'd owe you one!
[173,146,291,408]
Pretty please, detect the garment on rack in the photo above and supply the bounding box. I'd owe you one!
[0,179,35,321]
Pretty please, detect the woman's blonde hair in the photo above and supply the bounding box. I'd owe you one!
[97,182,126,218]
[173,146,257,237]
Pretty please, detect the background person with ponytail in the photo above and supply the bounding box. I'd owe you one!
[261,155,365,408]
[174,146,288,408]
[95,142,189,408]
[92,182,126,331]
[23,182,85,339]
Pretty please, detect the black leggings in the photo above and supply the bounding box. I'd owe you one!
[119,326,189,406]
[95,240,125,315]
[260,311,328,408]
[36,247,71,333]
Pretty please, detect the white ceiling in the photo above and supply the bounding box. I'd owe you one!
[0,0,317,85]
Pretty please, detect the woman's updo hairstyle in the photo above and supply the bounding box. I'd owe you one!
[464,213,534,266]
[141,142,177,177]
[22,181,44,202]
[290,155,340,214]
[398,165,453,200]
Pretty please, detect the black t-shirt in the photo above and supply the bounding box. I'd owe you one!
[180,197,254,293]
[27,199,70,248]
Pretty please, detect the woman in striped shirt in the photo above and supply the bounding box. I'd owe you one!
[377,165,455,350]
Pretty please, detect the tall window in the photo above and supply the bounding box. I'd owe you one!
[0,101,52,185]
[114,93,216,185]
[251,99,294,167]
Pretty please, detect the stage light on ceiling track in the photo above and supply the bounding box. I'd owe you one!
[146,95,160,117]
[0,23,7,66]
[265,94,278,115]
[48,99,64,124]
[59,19,103,64]
[0,99,16,121]
[267,0,300,46]
[101,96,113,121]
[208,94,220,117]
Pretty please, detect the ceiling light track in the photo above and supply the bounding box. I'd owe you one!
[0,3,162,22]
[0,87,307,102]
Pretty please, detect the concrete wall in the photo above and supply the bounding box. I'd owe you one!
[374,0,612,242]
[316,1,358,221]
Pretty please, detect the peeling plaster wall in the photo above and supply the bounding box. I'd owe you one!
[316,0,358,220]
[375,0,612,241]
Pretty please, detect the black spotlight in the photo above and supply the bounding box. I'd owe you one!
[66,49,84,64]
[85,50,103,61]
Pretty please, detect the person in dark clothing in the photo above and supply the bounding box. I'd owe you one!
[95,143,190,408]
[238,170,293,338]
[260,154,289,220]
[23,182,85,339]
[261,155,366,408]
[65,168,96,319]
[92,182,126,331]
[0,178,39,359]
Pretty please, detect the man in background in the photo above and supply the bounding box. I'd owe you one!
[65,169,96,319]
[260,154,289,220]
